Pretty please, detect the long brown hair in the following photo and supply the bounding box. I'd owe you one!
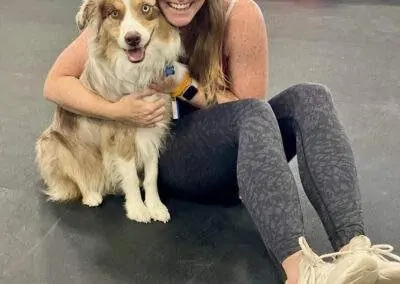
[181,0,227,105]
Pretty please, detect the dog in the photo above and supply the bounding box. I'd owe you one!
[35,0,185,223]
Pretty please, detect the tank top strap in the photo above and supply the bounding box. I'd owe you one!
[225,0,237,22]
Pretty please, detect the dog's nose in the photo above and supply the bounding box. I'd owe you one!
[125,32,141,47]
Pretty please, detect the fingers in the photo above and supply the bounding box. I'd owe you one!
[141,100,166,127]
[128,92,165,113]
[152,97,167,110]
[148,105,165,119]
[142,118,163,128]
[142,97,164,115]
[121,91,167,127]
[146,116,164,128]
[146,103,165,123]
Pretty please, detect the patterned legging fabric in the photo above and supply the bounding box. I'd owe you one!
[158,83,365,262]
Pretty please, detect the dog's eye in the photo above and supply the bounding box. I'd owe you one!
[141,4,152,14]
[109,9,119,18]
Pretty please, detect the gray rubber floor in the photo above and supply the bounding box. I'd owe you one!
[1,0,399,283]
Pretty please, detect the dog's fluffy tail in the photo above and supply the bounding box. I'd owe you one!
[43,176,81,202]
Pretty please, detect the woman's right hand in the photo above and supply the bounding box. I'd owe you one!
[113,88,167,127]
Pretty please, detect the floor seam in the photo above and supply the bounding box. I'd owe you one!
[1,217,62,277]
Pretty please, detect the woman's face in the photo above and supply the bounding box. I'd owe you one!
[158,0,206,27]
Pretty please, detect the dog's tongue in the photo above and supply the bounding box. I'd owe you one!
[126,48,145,63]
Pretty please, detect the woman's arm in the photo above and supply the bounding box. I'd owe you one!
[43,28,117,119]
[43,28,166,126]
[223,0,269,100]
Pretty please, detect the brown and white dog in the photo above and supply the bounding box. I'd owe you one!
[35,0,185,223]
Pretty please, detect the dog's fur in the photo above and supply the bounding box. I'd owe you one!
[35,0,184,223]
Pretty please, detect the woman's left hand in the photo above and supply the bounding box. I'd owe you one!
[150,63,190,95]
[149,75,178,94]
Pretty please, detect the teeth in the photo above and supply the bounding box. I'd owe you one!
[167,2,191,10]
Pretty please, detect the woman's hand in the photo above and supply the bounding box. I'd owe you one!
[112,89,167,127]
[150,75,177,94]
[150,63,190,95]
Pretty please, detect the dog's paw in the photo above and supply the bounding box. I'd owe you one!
[82,192,103,207]
[146,200,170,223]
[126,203,151,223]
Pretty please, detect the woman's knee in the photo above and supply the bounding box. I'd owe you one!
[289,83,335,109]
[231,99,283,143]
[233,99,277,123]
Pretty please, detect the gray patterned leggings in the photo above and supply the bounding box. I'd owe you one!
[158,83,365,262]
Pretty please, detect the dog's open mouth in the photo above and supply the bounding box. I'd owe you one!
[125,47,145,63]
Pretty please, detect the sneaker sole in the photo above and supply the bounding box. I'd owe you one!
[333,255,379,284]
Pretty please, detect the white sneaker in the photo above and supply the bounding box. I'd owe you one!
[298,237,379,284]
[347,235,400,284]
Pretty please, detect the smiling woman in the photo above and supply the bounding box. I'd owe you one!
[159,0,227,105]
[157,0,206,27]
[42,0,400,283]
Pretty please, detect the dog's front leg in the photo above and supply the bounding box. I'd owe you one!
[143,155,170,223]
[116,158,151,223]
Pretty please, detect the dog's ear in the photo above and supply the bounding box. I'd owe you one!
[75,0,98,31]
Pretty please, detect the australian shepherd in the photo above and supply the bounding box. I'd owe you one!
[35,0,185,223]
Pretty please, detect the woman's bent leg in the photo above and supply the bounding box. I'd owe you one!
[269,83,365,251]
[158,99,305,262]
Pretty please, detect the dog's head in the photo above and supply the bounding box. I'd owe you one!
[76,0,180,64]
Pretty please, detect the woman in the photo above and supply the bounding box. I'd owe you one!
[43,0,400,283]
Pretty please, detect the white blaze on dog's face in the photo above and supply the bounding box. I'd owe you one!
[88,0,175,64]
[118,0,158,62]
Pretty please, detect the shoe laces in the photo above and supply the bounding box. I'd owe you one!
[299,237,341,284]
[316,238,400,264]
[299,236,400,283]
[299,237,349,262]
[366,244,400,263]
